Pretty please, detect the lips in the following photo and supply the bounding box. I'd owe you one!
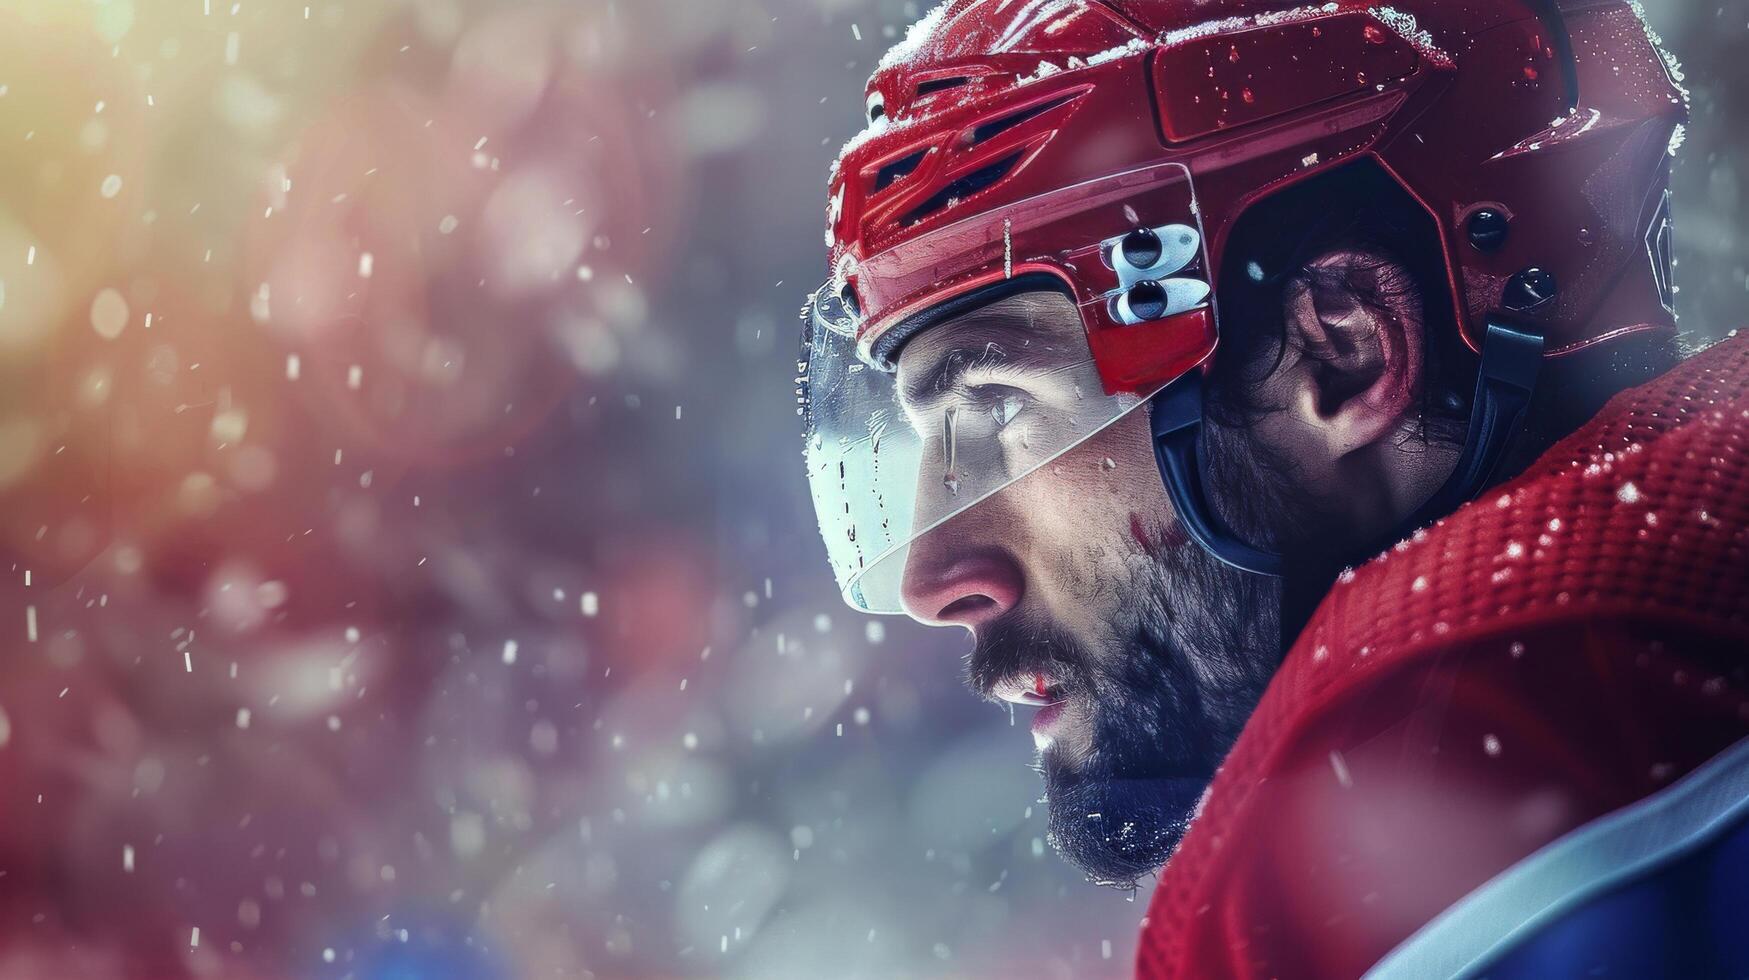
[990,670,1067,707]
[1030,698,1069,750]
[987,670,1075,749]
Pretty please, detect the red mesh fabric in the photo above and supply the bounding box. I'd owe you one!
[1138,333,1749,978]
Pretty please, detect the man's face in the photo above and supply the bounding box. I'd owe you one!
[893,290,1280,886]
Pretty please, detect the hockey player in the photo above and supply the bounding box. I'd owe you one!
[798,1,1749,975]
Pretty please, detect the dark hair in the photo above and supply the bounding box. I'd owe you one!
[1207,160,1476,446]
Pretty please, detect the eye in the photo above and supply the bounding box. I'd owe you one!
[990,392,1025,428]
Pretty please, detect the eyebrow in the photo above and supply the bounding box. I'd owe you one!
[899,324,1053,407]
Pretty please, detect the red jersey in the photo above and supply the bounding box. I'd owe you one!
[1138,333,1749,978]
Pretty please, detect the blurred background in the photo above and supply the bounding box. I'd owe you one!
[0,1,1741,977]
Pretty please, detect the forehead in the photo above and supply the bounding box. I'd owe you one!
[894,288,1084,375]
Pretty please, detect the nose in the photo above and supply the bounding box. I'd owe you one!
[899,541,1023,629]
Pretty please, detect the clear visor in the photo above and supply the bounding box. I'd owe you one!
[801,161,1211,612]
[801,287,1160,612]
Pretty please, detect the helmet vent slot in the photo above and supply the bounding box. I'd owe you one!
[969,94,1075,146]
[874,149,929,192]
[914,76,971,97]
[901,151,1023,226]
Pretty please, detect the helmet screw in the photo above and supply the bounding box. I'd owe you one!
[1119,228,1164,269]
[1502,267,1557,314]
[1126,280,1169,321]
[1467,209,1509,252]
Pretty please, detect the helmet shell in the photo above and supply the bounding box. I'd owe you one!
[825,0,1686,393]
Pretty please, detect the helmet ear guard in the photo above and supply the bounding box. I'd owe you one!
[1148,317,1545,577]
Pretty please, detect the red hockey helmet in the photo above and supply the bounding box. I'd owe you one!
[801,0,1685,611]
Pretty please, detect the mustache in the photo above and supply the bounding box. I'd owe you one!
[963,617,1090,703]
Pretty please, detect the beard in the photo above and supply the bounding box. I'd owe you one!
[967,506,1280,888]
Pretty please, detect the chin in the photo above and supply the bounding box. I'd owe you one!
[1041,750,1210,889]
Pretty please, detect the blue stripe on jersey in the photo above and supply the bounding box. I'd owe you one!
[1365,736,1749,980]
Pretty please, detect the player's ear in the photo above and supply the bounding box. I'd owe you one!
[1256,250,1424,461]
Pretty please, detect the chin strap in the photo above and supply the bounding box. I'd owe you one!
[1403,319,1545,529]
[1149,369,1285,576]
[1149,318,1546,578]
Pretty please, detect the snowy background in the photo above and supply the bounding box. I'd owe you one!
[0,1,1740,977]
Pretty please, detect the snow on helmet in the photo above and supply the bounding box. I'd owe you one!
[801,0,1686,610]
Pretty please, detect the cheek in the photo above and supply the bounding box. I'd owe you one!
[1080,412,1181,554]
[1241,408,1332,489]
[1130,510,1189,557]
[1044,429,1162,522]
[1017,426,1173,562]
[993,410,1173,604]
